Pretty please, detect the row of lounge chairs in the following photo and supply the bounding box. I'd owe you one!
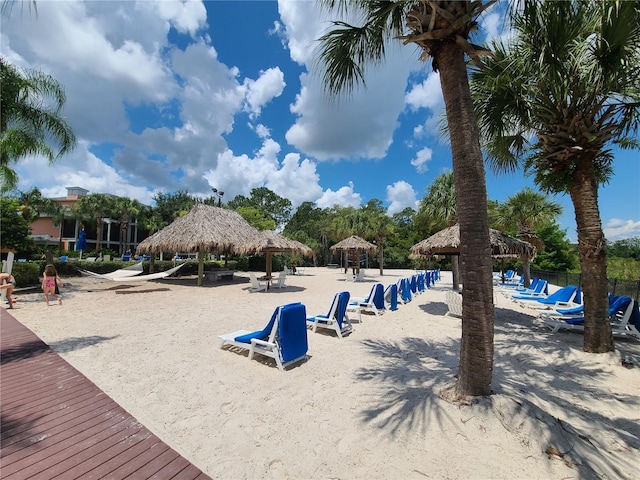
[218,269,441,371]
[498,273,640,340]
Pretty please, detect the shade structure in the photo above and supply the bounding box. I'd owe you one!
[330,235,377,273]
[136,203,260,286]
[410,224,536,259]
[235,230,313,279]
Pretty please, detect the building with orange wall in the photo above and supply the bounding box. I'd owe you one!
[30,186,147,254]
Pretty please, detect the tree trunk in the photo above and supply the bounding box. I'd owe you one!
[438,42,494,398]
[569,158,613,353]
[451,255,461,291]
[378,236,384,276]
[522,256,531,288]
[95,215,103,252]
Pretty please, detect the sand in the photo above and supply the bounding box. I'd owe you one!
[7,267,640,479]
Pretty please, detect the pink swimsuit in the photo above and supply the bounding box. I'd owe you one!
[44,278,56,289]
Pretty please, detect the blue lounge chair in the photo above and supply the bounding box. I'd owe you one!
[543,296,637,338]
[398,278,412,304]
[347,283,385,322]
[384,284,398,311]
[218,302,308,371]
[307,291,352,339]
[517,285,580,306]
[612,299,640,339]
[409,275,418,295]
[511,279,548,299]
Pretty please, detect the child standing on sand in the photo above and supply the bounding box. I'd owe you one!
[42,264,63,306]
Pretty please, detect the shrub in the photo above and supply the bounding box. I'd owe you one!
[9,262,40,287]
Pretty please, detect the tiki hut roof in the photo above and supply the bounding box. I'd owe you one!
[235,230,314,257]
[136,203,259,254]
[410,224,536,259]
[330,235,377,252]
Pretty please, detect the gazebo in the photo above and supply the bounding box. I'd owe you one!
[410,224,536,284]
[330,235,377,274]
[136,203,260,286]
[411,224,536,258]
[236,230,314,280]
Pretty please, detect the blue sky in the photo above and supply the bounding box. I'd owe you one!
[2,0,638,242]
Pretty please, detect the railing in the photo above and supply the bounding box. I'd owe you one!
[530,269,640,301]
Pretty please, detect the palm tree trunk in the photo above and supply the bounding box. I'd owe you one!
[451,255,461,291]
[96,215,103,252]
[378,236,384,275]
[438,42,494,398]
[569,159,613,353]
[522,257,531,288]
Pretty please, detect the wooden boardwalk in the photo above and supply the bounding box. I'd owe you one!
[0,311,212,479]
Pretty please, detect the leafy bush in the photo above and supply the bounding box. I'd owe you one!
[8,262,40,287]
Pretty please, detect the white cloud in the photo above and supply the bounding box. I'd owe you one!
[154,0,208,36]
[410,147,433,173]
[316,182,362,209]
[405,72,443,111]
[386,181,418,215]
[202,138,326,209]
[278,1,417,161]
[276,0,326,65]
[14,142,157,205]
[254,124,271,138]
[243,67,286,118]
[603,219,640,241]
[480,11,502,44]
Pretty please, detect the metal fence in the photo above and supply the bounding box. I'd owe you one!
[530,269,640,302]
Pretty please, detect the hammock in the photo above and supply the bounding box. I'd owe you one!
[111,263,186,281]
[76,261,144,280]
[77,262,186,282]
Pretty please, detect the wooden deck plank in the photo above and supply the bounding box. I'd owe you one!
[1,397,125,455]
[0,310,212,480]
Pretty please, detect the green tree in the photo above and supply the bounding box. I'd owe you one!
[113,197,143,254]
[152,190,196,227]
[417,171,461,289]
[0,58,76,191]
[362,199,393,275]
[472,0,640,353]
[73,193,116,252]
[227,187,292,228]
[18,186,59,223]
[318,0,497,398]
[386,208,419,269]
[284,202,333,265]
[495,188,562,287]
[532,222,578,272]
[236,206,276,231]
[607,238,640,261]
[0,196,32,251]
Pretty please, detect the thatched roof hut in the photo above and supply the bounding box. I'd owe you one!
[330,235,377,273]
[136,203,260,285]
[236,230,314,278]
[410,224,536,259]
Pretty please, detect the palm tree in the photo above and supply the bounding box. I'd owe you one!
[0,58,76,191]
[418,171,461,290]
[318,0,497,398]
[18,186,59,224]
[362,200,394,276]
[73,193,116,253]
[471,0,640,353]
[113,197,143,254]
[495,188,562,287]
